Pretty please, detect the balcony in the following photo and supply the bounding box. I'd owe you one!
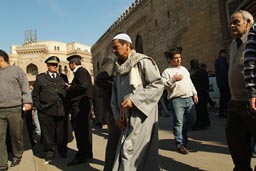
[16,43,48,54]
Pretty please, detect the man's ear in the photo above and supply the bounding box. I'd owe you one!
[246,19,252,28]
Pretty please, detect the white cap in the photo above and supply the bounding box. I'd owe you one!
[113,33,132,44]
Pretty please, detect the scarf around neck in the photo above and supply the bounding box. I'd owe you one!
[115,50,143,75]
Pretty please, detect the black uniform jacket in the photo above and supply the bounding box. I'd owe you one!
[68,67,92,103]
[32,72,67,117]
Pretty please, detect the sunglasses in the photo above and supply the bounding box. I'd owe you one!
[48,63,58,67]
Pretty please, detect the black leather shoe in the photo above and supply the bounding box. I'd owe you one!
[67,157,86,166]
[10,159,21,167]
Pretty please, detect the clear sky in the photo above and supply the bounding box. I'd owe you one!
[0,0,134,53]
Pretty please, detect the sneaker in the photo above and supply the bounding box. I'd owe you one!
[178,145,189,155]
[43,157,52,164]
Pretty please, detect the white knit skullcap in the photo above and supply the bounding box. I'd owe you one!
[113,33,132,44]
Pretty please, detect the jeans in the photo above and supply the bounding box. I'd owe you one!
[33,110,41,135]
[168,97,196,147]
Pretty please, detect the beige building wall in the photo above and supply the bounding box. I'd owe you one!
[91,0,227,77]
[91,0,256,78]
[9,41,93,84]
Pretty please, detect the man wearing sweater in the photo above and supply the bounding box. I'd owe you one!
[0,50,32,171]
[226,10,255,171]
[161,47,198,155]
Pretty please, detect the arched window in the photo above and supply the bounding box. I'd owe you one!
[135,34,144,53]
[64,65,68,74]
[59,65,62,73]
[26,63,38,75]
[97,62,100,70]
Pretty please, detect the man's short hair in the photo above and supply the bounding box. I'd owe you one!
[219,49,226,56]
[164,47,183,59]
[0,49,9,63]
[237,10,254,25]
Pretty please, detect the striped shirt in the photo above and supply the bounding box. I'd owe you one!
[244,24,256,98]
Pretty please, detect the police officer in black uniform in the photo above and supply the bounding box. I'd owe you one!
[32,56,67,163]
[66,55,93,166]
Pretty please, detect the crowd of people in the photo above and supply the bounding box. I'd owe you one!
[0,9,256,171]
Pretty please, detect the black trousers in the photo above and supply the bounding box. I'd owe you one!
[226,100,256,171]
[103,112,121,171]
[70,98,93,159]
[38,114,65,158]
[194,94,210,129]
[219,87,230,114]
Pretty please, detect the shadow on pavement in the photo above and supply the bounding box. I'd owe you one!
[159,138,229,155]
[159,154,206,171]
[50,147,104,171]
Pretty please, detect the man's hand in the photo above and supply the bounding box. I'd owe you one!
[65,83,71,91]
[115,98,133,131]
[250,97,256,111]
[173,73,183,81]
[23,104,32,111]
[193,95,198,104]
[121,98,133,109]
[116,106,126,131]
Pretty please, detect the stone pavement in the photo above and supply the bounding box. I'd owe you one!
[7,108,256,171]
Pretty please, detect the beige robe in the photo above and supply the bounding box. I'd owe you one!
[111,50,164,171]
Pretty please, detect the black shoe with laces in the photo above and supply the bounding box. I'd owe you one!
[10,159,21,167]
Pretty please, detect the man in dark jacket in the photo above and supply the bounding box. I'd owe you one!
[214,49,231,117]
[66,55,93,166]
[32,56,67,163]
[95,57,121,171]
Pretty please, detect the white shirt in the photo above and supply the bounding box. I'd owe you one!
[48,71,57,78]
[161,65,197,100]
[73,65,82,74]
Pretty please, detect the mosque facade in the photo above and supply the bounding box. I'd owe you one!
[91,0,256,77]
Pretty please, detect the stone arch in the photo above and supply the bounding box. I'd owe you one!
[135,34,144,53]
[64,65,68,75]
[26,63,38,76]
[59,64,63,73]
[97,61,100,71]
